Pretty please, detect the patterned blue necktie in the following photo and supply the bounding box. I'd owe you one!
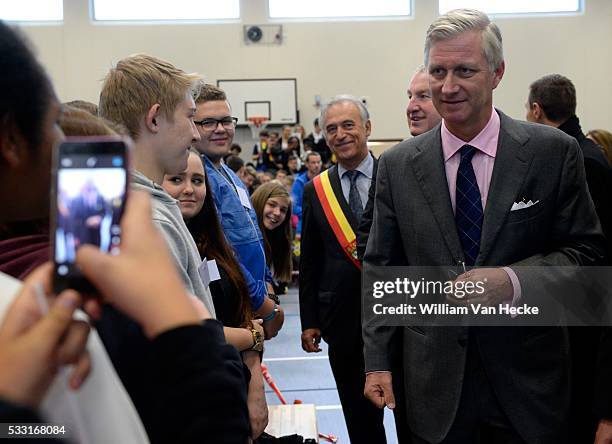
[345,170,363,224]
[455,145,483,266]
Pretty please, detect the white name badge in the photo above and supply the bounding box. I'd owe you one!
[237,187,252,209]
[207,259,221,282]
[198,257,222,287]
[198,257,211,287]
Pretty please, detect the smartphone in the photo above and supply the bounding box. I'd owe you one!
[51,137,130,293]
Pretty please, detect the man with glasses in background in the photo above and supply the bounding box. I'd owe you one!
[193,84,284,339]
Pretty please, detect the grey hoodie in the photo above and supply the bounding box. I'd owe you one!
[130,170,216,317]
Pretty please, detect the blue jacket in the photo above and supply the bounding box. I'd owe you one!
[291,171,312,235]
[203,155,268,311]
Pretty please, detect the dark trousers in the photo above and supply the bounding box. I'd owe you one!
[328,341,387,444]
[568,326,602,444]
[389,333,411,444]
[412,334,525,444]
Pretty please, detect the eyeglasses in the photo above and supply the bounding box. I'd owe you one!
[193,116,238,131]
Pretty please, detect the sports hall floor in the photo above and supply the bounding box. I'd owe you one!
[264,288,399,444]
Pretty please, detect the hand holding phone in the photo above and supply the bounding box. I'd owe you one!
[52,137,129,293]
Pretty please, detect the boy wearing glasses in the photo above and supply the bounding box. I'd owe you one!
[194,84,284,339]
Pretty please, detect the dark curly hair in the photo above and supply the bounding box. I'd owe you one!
[0,21,54,151]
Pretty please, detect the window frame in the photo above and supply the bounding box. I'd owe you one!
[90,0,241,24]
[267,0,413,22]
[438,0,583,17]
[0,0,63,23]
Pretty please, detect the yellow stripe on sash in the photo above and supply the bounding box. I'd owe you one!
[314,170,361,269]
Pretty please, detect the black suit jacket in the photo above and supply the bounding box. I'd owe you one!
[559,115,612,259]
[299,162,375,346]
[559,116,612,439]
[357,157,380,261]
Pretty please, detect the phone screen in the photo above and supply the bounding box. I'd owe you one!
[52,138,129,292]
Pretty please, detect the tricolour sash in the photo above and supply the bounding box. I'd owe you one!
[312,170,361,270]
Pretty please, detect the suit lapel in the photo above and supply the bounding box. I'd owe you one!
[411,129,464,262]
[328,166,359,232]
[477,112,533,264]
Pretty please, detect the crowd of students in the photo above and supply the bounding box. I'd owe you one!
[218,121,330,282]
[0,21,298,443]
[245,121,332,191]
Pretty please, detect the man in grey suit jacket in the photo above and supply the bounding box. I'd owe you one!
[362,9,606,444]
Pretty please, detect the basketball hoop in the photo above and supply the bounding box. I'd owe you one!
[247,116,269,139]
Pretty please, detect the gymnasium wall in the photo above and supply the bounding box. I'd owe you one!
[17,0,612,143]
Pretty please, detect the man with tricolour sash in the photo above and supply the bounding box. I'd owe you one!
[298,95,387,444]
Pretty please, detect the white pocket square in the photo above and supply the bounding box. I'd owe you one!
[510,200,539,211]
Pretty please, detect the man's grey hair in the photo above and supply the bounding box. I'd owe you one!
[319,95,370,135]
[424,8,503,73]
[409,65,428,86]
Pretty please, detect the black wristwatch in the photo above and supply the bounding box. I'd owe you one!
[268,292,280,305]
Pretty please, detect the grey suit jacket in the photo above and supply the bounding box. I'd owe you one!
[363,110,606,444]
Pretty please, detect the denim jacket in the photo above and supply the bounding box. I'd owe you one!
[202,155,268,310]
